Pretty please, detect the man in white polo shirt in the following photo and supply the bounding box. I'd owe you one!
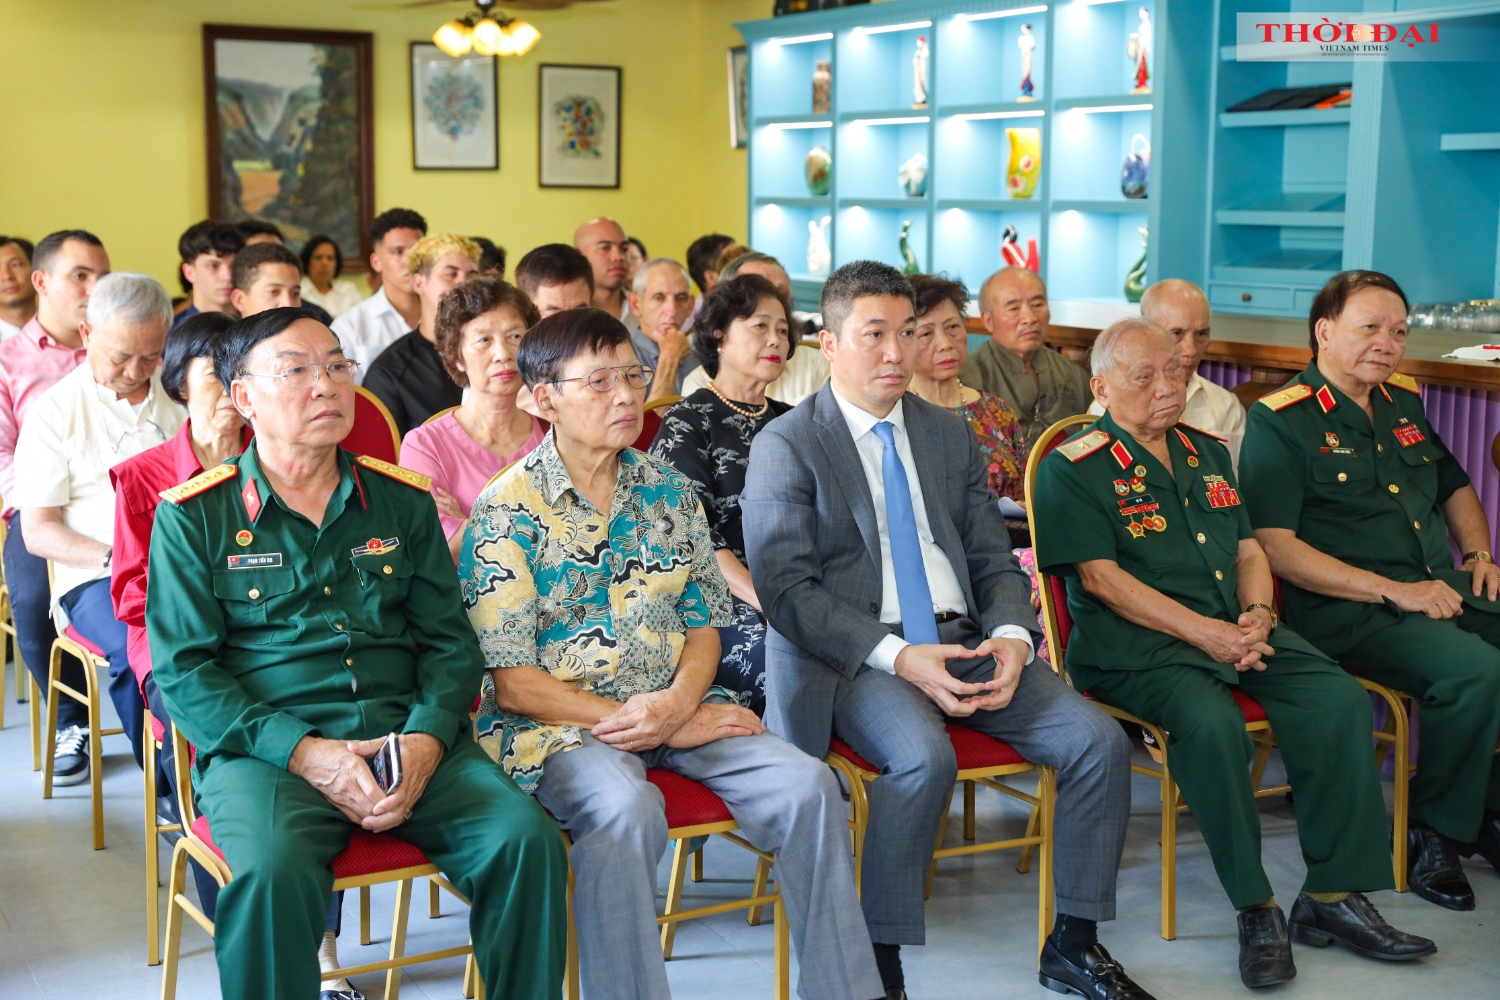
[331,208,426,382]
[15,272,184,780]
[1090,278,1247,466]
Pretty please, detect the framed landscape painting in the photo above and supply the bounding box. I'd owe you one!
[411,42,498,170]
[538,63,621,189]
[728,46,749,149]
[203,24,374,263]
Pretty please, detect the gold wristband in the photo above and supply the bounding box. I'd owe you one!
[1463,550,1493,564]
[1243,602,1278,629]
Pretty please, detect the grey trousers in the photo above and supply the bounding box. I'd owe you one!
[535,731,883,1000]
[832,617,1131,944]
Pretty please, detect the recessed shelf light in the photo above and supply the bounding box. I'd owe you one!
[1082,0,1130,5]
[958,6,1049,20]
[1069,103,1153,114]
[953,110,1047,120]
[772,32,834,45]
[858,20,932,34]
[852,116,932,126]
[771,121,834,130]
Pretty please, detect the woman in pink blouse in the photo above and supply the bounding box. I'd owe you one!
[401,276,546,560]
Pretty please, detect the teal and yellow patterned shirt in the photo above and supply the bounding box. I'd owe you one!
[460,430,732,792]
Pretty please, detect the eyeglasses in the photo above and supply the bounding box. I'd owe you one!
[241,360,359,389]
[548,364,654,393]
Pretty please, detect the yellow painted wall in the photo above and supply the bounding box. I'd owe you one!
[0,0,766,290]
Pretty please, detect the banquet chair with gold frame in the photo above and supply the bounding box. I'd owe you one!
[159,724,483,1000]
[1025,415,1289,941]
[41,560,123,850]
[0,507,17,729]
[824,726,1056,954]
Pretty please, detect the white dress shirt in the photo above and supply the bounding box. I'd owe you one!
[12,365,184,614]
[1089,370,1247,468]
[330,286,410,384]
[0,316,21,340]
[829,386,1034,673]
[300,276,366,320]
[681,343,831,406]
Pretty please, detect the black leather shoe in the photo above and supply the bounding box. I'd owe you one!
[880,990,906,1000]
[1409,824,1475,910]
[1288,892,1436,961]
[1458,813,1500,875]
[1039,940,1157,999]
[1237,906,1295,989]
[318,991,365,1000]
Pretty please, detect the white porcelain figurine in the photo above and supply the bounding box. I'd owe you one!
[808,215,832,276]
[1018,24,1036,101]
[913,35,929,108]
[1127,7,1152,94]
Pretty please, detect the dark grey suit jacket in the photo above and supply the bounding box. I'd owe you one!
[740,382,1039,759]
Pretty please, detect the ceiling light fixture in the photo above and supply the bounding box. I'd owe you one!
[433,1,540,58]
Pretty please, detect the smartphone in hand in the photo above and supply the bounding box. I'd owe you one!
[368,733,403,794]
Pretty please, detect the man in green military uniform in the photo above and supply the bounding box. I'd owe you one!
[1242,270,1500,912]
[1034,318,1434,990]
[148,308,566,1000]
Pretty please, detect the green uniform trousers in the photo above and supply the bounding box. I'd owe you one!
[1336,606,1500,842]
[1084,639,1395,910]
[196,740,567,1000]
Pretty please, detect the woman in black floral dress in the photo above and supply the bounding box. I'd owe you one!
[649,274,796,714]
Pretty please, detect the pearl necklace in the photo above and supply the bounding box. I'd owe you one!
[707,380,770,418]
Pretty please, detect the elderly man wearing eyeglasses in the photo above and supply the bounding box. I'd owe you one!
[146,307,567,1000]
[14,270,183,778]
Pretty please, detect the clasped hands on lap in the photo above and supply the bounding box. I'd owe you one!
[288,731,445,833]
[894,636,1030,716]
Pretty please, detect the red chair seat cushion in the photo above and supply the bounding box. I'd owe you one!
[1232,689,1268,723]
[63,624,106,659]
[646,769,733,829]
[190,815,431,877]
[828,726,1028,774]
[149,713,166,745]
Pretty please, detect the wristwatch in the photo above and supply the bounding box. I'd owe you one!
[1242,602,1278,632]
[1463,550,1493,564]
[102,547,113,570]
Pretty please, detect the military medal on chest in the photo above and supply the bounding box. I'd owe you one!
[1117,493,1166,537]
[1393,417,1426,447]
[1203,474,1241,508]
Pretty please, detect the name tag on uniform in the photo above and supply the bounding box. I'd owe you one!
[1203,475,1241,508]
[227,553,283,569]
[1394,421,1426,447]
[1320,446,1357,456]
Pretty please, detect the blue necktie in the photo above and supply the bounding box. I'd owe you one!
[873,421,939,646]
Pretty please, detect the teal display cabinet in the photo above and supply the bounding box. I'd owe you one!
[737,0,1203,311]
[1204,0,1500,316]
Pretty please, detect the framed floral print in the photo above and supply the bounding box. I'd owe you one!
[537,63,621,189]
[411,42,499,170]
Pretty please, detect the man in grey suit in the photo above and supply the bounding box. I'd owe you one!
[742,262,1154,1000]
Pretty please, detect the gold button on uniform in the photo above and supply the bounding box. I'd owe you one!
[1183,498,1190,507]
[383,565,393,575]
[1214,570,1224,580]
[345,657,354,666]
[1388,483,1400,494]
[335,623,344,631]
[1197,533,1206,544]
[1414,521,1421,530]
[1337,472,1348,482]
[1377,443,1384,453]
[248,588,260,600]
[1423,455,1430,462]
[324,586,332,596]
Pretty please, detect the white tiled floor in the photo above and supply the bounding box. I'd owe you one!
[0,658,1495,999]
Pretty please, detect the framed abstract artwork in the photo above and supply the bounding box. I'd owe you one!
[727,46,749,149]
[202,24,374,263]
[411,42,498,170]
[537,63,621,189]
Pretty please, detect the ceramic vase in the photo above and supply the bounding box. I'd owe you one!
[1006,128,1041,199]
[1124,227,1148,302]
[805,146,832,196]
[899,221,920,276]
[812,61,831,114]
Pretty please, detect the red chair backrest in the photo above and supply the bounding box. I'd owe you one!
[1025,417,1094,662]
[343,386,401,463]
[634,408,663,452]
[1046,574,1074,655]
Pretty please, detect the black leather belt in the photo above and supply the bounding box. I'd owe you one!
[934,611,962,624]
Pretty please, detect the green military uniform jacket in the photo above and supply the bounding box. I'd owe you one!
[1239,362,1477,655]
[1033,411,1262,690]
[959,338,1092,450]
[148,444,485,768]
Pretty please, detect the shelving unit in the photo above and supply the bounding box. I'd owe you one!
[738,0,1175,310]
